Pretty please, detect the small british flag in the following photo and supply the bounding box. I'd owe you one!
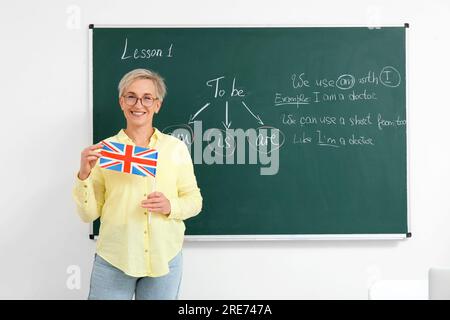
[99,140,158,177]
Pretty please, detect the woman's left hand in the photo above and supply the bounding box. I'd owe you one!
[141,192,171,215]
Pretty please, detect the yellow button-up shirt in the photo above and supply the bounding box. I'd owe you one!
[72,128,202,277]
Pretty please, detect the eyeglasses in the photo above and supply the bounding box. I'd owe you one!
[122,94,159,108]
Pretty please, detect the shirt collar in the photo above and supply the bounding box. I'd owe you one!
[117,127,162,148]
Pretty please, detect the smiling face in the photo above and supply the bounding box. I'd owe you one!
[119,78,162,128]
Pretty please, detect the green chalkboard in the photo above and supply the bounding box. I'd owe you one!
[90,26,408,239]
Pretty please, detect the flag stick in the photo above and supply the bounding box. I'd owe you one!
[148,175,156,224]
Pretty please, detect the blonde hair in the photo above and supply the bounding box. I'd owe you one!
[118,68,167,101]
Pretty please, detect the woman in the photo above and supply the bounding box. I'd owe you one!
[72,68,202,300]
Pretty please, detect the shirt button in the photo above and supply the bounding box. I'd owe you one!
[84,185,87,188]
[145,249,148,253]
[144,211,147,215]
[84,200,88,203]
[144,193,147,197]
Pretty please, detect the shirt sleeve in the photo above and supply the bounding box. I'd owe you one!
[72,160,105,223]
[167,142,203,221]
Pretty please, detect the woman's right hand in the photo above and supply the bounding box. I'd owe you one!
[78,143,103,180]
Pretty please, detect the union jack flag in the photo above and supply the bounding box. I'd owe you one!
[99,140,158,177]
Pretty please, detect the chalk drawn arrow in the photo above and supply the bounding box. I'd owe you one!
[221,101,232,129]
[188,102,210,124]
[242,101,264,125]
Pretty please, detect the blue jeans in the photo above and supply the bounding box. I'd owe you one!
[88,252,183,300]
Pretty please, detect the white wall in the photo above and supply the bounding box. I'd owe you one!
[0,0,449,299]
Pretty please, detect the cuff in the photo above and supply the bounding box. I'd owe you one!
[74,172,92,205]
[167,197,182,220]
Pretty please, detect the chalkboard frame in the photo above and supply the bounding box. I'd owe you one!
[88,24,411,241]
